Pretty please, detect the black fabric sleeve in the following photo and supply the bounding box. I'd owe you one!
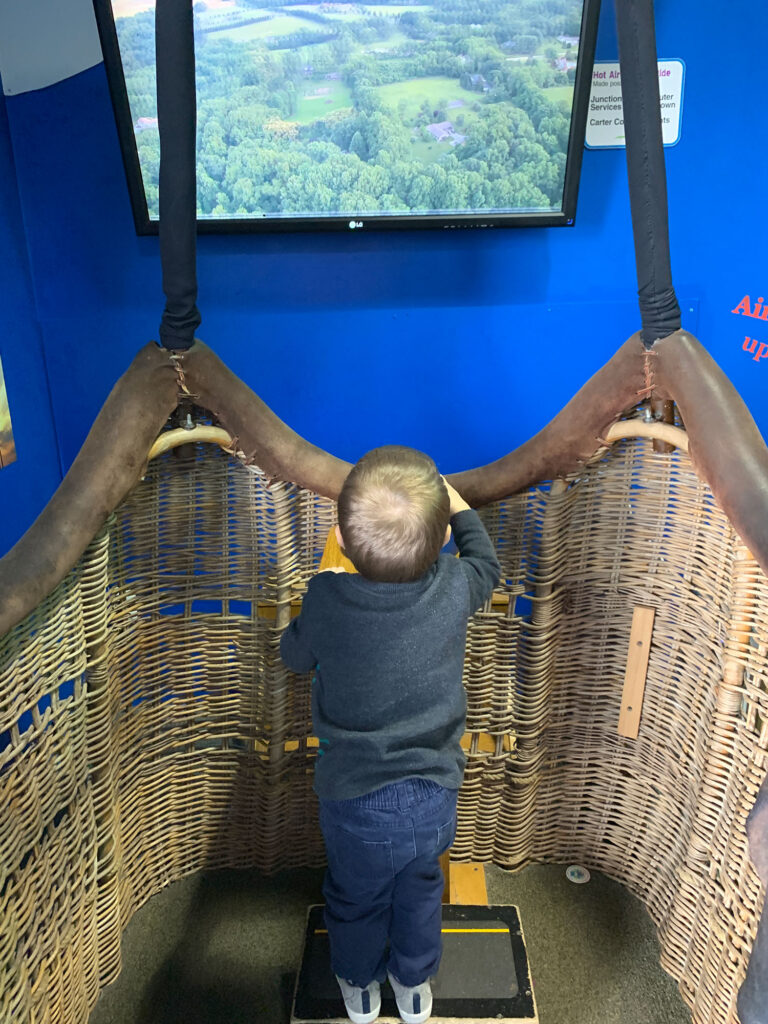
[155,0,202,349]
[614,0,680,348]
[451,509,501,613]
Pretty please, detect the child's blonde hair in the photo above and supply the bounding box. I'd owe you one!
[337,446,450,582]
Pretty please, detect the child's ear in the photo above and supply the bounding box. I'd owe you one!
[444,524,452,547]
[335,524,345,551]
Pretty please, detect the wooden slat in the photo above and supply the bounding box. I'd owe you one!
[281,732,512,756]
[618,605,656,739]
[460,731,513,754]
[319,526,357,573]
[448,862,488,905]
[256,600,302,620]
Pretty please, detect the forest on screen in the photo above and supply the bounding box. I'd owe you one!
[116,0,583,219]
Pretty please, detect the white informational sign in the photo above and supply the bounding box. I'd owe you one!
[585,59,685,149]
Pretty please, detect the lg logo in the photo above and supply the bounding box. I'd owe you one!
[348,220,364,230]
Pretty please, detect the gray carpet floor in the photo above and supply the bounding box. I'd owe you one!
[88,863,691,1024]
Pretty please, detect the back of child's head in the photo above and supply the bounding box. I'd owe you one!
[337,445,450,583]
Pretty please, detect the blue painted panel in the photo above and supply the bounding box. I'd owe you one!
[47,298,700,474]
[1,0,766,552]
[0,89,61,557]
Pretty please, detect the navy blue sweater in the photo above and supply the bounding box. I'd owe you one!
[279,509,501,799]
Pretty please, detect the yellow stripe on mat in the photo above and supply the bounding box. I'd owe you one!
[440,928,508,933]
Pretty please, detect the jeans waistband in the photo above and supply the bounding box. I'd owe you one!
[340,777,447,811]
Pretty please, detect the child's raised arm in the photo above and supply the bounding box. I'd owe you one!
[443,477,501,613]
[443,477,471,516]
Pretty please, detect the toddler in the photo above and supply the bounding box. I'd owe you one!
[280,445,500,1024]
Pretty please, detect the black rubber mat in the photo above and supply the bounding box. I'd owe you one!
[292,904,537,1022]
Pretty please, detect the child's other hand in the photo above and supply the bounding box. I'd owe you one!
[321,566,347,574]
[442,477,470,516]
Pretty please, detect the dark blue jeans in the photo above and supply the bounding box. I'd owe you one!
[319,778,458,989]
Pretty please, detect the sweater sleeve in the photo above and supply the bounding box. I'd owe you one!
[451,509,501,613]
[279,591,318,674]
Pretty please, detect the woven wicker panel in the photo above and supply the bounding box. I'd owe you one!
[0,436,766,1024]
[0,533,108,1023]
[453,493,538,862]
[491,440,767,1024]
[105,447,334,924]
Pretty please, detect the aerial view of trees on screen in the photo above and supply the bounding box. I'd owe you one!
[114,0,583,218]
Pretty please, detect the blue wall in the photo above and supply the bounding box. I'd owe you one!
[0,88,61,556]
[0,0,765,557]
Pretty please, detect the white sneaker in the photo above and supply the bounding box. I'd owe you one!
[387,971,432,1024]
[335,975,381,1024]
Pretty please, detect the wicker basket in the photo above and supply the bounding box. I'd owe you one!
[0,429,765,1024]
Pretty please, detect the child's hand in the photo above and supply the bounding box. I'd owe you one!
[320,566,347,574]
[442,477,470,516]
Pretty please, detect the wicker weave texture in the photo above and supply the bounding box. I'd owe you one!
[0,438,766,1024]
[490,441,767,1024]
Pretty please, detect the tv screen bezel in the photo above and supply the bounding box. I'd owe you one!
[93,0,601,235]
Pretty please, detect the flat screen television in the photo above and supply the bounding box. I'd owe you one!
[93,0,601,233]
